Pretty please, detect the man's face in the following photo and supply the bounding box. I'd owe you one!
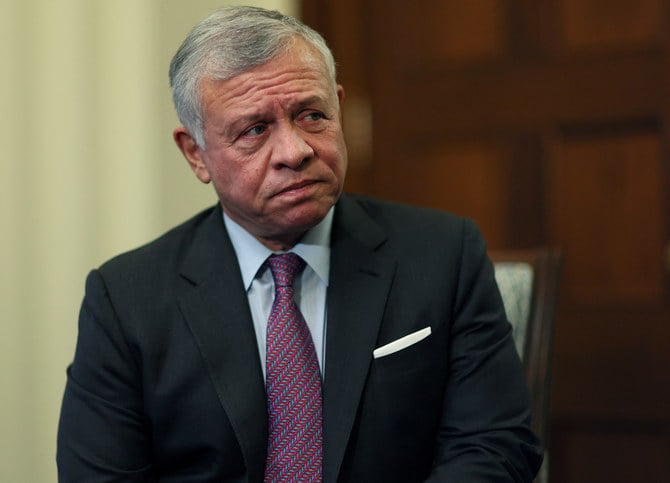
[174,38,347,251]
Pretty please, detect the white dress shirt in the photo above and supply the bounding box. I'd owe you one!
[223,208,333,379]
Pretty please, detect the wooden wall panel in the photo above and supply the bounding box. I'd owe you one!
[385,0,508,62]
[546,129,665,305]
[552,309,670,421]
[561,0,665,52]
[378,143,511,247]
[551,423,670,482]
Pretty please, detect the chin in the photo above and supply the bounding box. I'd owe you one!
[284,200,333,229]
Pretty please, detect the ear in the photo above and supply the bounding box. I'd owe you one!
[336,84,345,108]
[173,127,211,184]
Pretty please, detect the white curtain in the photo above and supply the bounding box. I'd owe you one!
[0,0,297,480]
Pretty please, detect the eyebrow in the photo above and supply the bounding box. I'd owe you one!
[223,95,329,137]
[293,95,325,110]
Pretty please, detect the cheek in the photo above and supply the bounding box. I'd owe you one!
[314,125,346,158]
[214,162,267,202]
[324,133,348,176]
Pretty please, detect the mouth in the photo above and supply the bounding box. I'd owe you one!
[275,179,320,197]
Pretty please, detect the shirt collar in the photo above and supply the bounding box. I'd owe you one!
[223,207,334,290]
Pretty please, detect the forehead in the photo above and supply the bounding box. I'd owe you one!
[200,39,336,120]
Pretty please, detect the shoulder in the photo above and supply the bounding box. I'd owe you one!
[80,204,228,329]
[96,204,222,282]
[337,194,490,283]
[339,193,482,245]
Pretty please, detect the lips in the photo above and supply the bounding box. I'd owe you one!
[275,179,319,196]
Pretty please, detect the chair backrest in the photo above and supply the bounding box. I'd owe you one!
[489,248,563,449]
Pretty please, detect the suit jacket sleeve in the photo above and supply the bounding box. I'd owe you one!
[425,219,542,481]
[57,269,154,482]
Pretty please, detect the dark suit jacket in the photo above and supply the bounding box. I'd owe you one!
[57,193,542,482]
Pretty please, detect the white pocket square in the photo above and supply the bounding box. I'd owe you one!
[373,327,432,359]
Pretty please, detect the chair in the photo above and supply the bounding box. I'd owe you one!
[489,248,563,483]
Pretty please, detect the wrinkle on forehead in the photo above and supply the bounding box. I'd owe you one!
[225,69,325,105]
[199,40,338,131]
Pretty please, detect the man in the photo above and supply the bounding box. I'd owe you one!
[57,6,542,482]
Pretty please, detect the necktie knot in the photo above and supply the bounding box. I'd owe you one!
[267,253,305,289]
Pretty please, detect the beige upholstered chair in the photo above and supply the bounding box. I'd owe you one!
[490,248,563,483]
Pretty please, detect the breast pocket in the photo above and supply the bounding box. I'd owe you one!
[371,327,441,383]
[354,325,449,477]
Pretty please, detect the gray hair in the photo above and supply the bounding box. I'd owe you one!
[169,6,337,148]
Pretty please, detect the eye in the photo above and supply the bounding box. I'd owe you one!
[304,112,325,122]
[242,124,266,137]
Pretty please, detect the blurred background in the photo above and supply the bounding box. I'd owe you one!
[1,0,668,481]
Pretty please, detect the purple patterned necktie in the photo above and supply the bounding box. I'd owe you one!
[264,253,323,482]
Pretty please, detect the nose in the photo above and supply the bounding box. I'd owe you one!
[270,122,314,169]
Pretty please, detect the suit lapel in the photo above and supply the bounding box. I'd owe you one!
[176,205,267,483]
[323,195,396,483]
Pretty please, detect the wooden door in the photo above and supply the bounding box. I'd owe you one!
[303,1,670,481]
